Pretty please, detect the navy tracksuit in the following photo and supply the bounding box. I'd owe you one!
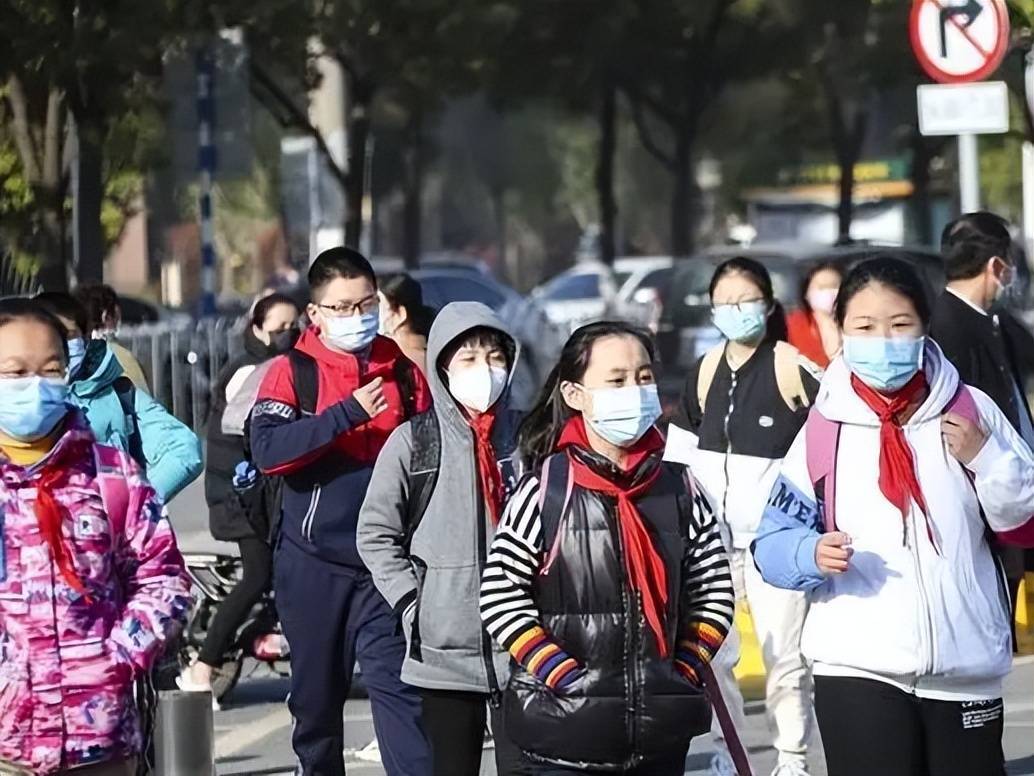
[251,333,432,776]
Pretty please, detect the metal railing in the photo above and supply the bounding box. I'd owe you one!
[118,317,247,432]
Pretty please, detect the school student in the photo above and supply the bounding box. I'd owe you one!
[670,257,820,776]
[753,256,1034,776]
[480,321,735,775]
[358,302,524,775]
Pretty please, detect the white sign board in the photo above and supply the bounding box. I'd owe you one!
[917,81,1009,136]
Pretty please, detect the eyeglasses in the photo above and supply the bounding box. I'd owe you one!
[315,296,379,317]
[712,298,766,312]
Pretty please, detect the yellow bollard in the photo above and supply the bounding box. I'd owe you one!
[1017,572,1034,656]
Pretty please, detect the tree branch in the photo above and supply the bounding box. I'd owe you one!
[625,90,677,171]
[4,75,43,183]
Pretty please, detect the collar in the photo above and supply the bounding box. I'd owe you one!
[946,287,988,317]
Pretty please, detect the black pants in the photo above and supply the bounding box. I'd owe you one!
[523,747,688,775]
[815,676,1005,776]
[198,537,273,666]
[419,688,525,776]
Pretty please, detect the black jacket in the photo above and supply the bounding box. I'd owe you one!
[205,330,272,541]
[930,292,1034,436]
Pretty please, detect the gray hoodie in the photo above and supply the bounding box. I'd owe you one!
[357,302,521,693]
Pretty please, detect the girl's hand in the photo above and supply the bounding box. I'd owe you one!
[942,412,989,466]
[815,532,853,575]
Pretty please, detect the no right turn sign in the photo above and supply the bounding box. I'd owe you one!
[910,0,1010,84]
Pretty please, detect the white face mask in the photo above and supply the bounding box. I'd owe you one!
[448,364,508,413]
[807,288,839,315]
[322,311,379,353]
[585,384,662,448]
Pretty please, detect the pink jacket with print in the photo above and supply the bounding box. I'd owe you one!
[0,418,192,774]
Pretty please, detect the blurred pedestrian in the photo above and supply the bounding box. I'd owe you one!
[378,273,434,372]
[178,292,301,701]
[359,302,524,775]
[34,292,202,504]
[0,298,191,775]
[480,321,735,774]
[73,284,149,391]
[930,211,1033,651]
[670,257,820,776]
[250,248,432,776]
[787,261,844,368]
[753,256,1034,776]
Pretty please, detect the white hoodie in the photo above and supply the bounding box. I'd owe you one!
[753,341,1034,701]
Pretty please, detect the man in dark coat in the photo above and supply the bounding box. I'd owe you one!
[930,211,1034,651]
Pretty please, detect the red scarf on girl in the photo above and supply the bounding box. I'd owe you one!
[556,416,670,657]
[35,440,91,596]
[465,408,504,526]
[850,371,937,548]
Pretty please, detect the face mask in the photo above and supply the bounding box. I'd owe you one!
[807,288,839,316]
[322,311,379,353]
[448,364,508,413]
[712,301,768,343]
[0,376,70,442]
[842,335,925,392]
[268,328,300,355]
[67,338,87,377]
[585,384,662,448]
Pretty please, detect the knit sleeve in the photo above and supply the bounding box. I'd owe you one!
[480,475,584,690]
[674,478,735,683]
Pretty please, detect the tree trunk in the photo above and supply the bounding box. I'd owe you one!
[671,129,694,258]
[401,109,423,269]
[596,75,617,265]
[344,77,373,250]
[73,117,106,285]
[826,91,867,245]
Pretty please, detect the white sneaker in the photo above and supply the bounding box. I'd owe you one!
[353,739,382,763]
[175,671,221,712]
[710,751,738,776]
[771,760,811,776]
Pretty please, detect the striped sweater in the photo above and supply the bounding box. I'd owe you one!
[480,472,735,689]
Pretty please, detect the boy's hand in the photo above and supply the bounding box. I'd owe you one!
[815,532,853,575]
[354,377,388,418]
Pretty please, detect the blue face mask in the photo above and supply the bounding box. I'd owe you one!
[323,311,379,353]
[67,337,86,378]
[586,384,662,448]
[0,376,70,442]
[842,335,925,392]
[712,301,768,343]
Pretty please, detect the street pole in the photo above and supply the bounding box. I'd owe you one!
[1024,52,1034,266]
[196,46,217,316]
[958,133,980,213]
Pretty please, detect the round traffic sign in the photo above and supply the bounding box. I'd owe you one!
[910,0,1010,84]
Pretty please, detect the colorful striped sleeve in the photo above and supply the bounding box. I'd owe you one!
[480,475,584,690]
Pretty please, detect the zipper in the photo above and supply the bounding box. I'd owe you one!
[908,514,936,678]
[472,427,501,699]
[612,495,638,765]
[719,367,738,542]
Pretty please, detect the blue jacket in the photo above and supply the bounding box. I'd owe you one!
[69,341,203,502]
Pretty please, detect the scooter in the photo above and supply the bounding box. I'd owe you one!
[177,552,290,703]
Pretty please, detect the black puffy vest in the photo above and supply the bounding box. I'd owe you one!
[504,449,710,770]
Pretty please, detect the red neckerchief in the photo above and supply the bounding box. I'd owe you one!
[465,407,503,526]
[850,371,937,549]
[556,416,670,657]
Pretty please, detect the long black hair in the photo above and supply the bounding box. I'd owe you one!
[798,260,845,314]
[709,256,788,343]
[834,255,932,328]
[381,273,435,337]
[518,321,655,470]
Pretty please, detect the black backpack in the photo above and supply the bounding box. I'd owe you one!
[112,376,146,469]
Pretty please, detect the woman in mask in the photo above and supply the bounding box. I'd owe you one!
[33,292,203,504]
[378,273,435,372]
[358,302,524,775]
[753,256,1034,776]
[787,261,844,368]
[0,298,191,776]
[180,292,301,700]
[479,321,735,774]
[669,257,820,776]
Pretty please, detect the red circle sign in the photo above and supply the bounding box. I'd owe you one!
[909,0,1010,84]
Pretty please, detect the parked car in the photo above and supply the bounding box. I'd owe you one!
[656,243,946,375]
[532,257,674,333]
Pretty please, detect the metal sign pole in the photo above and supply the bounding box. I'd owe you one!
[958,133,980,212]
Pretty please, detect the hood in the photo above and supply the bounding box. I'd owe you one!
[815,338,961,427]
[71,341,125,399]
[244,327,270,360]
[425,302,521,432]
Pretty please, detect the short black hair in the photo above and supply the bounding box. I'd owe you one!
[438,327,516,374]
[0,297,71,360]
[34,291,89,339]
[308,247,377,297]
[251,292,300,329]
[835,255,931,328]
[940,211,1012,281]
[72,284,121,333]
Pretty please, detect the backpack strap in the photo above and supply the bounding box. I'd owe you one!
[393,358,418,420]
[696,344,725,413]
[773,342,811,412]
[93,443,132,541]
[113,376,146,469]
[538,453,573,575]
[402,411,441,549]
[804,408,841,533]
[287,349,319,416]
[945,384,980,425]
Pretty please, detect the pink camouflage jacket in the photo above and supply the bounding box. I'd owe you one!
[0,417,192,774]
